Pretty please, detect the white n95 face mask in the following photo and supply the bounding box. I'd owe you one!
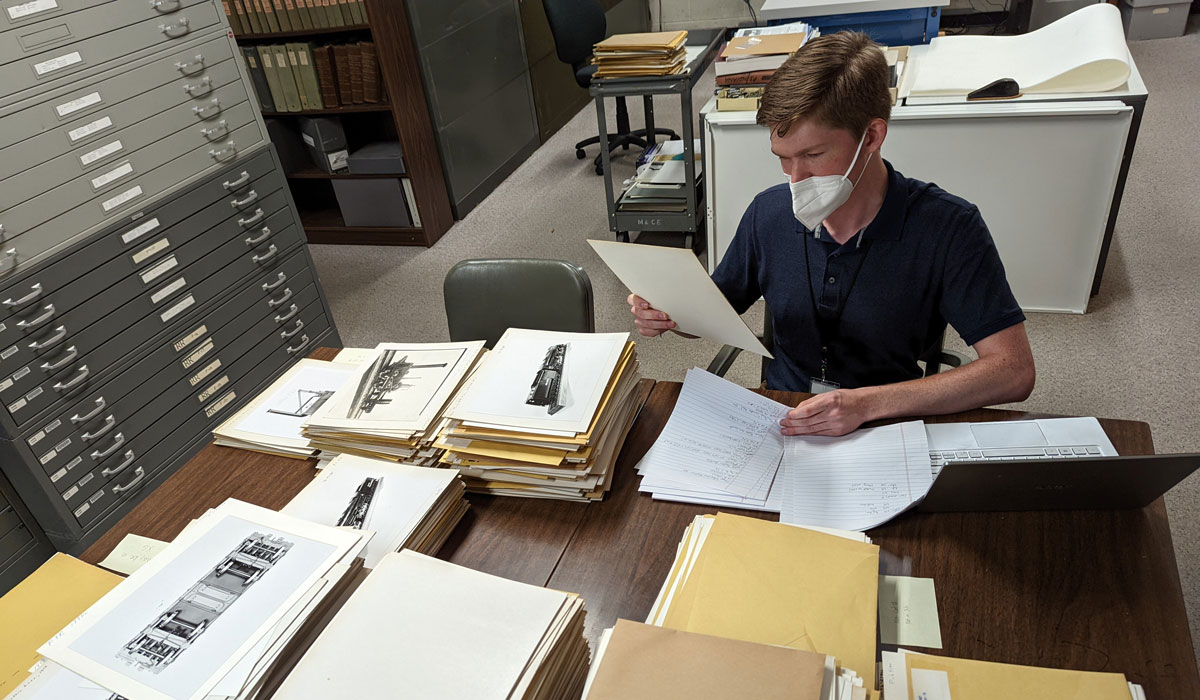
[788,131,872,231]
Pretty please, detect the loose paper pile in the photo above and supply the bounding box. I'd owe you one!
[273,550,591,700]
[301,341,486,466]
[647,513,879,695]
[281,454,468,567]
[715,23,818,82]
[438,329,643,501]
[593,31,688,78]
[32,499,369,700]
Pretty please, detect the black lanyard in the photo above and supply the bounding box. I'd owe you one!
[802,228,871,384]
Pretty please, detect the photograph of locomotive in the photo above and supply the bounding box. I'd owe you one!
[526,343,569,415]
[336,477,382,530]
[348,349,449,420]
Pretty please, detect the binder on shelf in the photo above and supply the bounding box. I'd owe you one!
[333,44,355,105]
[252,0,272,33]
[282,0,302,30]
[337,0,355,25]
[274,44,305,112]
[294,43,325,111]
[242,46,277,112]
[222,0,244,34]
[402,178,421,228]
[361,41,380,103]
[242,0,263,33]
[286,44,312,110]
[295,0,314,29]
[261,0,282,33]
[312,44,340,107]
[257,45,289,112]
[349,43,365,104]
[349,0,365,24]
[324,0,343,27]
[272,0,294,31]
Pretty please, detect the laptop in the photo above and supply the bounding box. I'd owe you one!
[925,417,1118,475]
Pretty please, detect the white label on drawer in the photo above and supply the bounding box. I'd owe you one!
[27,429,45,447]
[90,162,133,190]
[79,139,123,166]
[12,366,30,382]
[25,386,42,402]
[55,90,100,117]
[150,277,186,305]
[42,417,61,436]
[1153,6,1169,12]
[77,472,93,489]
[198,375,229,403]
[140,255,178,284]
[51,467,68,483]
[121,217,160,244]
[89,490,104,504]
[0,345,15,361]
[63,485,79,501]
[0,323,6,334]
[34,51,81,76]
[0,378,11,394]
[205,390,236,418]
[181,338,214,370]
[8,0,58,19]
[54,437,70,453]
[73,502,89,518]
[39,448,56,465]
[8,397,26,412]
[132,238,169,265]
[101,184,143,212]
[301,133,314,147]
[161,294,194,323]
[189,358,221,387]
[64,455,81,472]
[68,116,111,142]
[174,325,207,353]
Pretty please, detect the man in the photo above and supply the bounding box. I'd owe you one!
[629,32,1035,437]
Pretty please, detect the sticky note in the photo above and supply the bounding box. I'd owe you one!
[97,533,168,575]
[879,575,943,648]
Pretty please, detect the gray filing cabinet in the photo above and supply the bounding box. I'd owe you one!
[0,0,340,591]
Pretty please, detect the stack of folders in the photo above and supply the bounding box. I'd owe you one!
[301,341,487,466]
[213,357,360,458]
[618,140,703,213]
[281,454,468,567]
[715,22,819,86]
[583,619,832,699]
[881,649,1147,700]
[437,329,643,501]
[647,513,879,698]
[29,499,369,700]
[592,31,689,78]
[273,550,591,699]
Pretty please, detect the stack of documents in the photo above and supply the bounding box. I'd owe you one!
[32,499,369,700]
[583,619,835,699]
[281,454,468,567]
[593,31,688,78]
[716,23,818,80]
[618,140,703,213]
[647,512,879,692]
[437,329,643,501]
[300,341,487,466]
[881,649,1145,700]
[273,550,591,700]
[213,358,360,458]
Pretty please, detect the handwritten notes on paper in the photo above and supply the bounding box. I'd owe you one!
[879,575,943,648]
[96,534,168,576]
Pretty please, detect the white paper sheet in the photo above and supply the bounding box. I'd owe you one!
[589,240,771,357]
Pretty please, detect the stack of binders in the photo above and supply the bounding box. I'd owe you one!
[592,31,689,78]
[239,41,382,113]
[223,0,367,35]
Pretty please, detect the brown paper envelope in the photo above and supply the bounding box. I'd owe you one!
[905,654,1132,700]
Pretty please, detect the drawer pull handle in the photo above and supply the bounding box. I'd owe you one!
[81,414,116,442]
[16,304,55,330]
[29,325,67,352]
[231,190,259,209]
[111,466,145,494]
[151,0,181,12]
[4,282,41,308]
[71,396,106,424]
[280,319,304,338]
[90,431,124,460]
[159,16,190,37]
[53,364,89,392]
[182,76,212,97]
[0,249,15,276]
[223,170,250,190]
[252,244,278,265]
[101,450,135,478]
[285,335,309,354]
[245,226,272,247]
[274,303,298,323]
[200,120,228,141]
[262,272,286,291]
[209,141,237,162]
[192,98,221,120]
[175,54,205,75]
[40,345,77,372]
[268,289,292,310]
[237,209,264,227]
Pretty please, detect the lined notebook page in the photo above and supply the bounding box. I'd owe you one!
[637,368,789,500]
[780,420,932,531]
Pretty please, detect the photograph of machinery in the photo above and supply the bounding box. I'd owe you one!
[526,343,569,416]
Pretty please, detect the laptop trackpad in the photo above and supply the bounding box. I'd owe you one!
[970,421,1048,448]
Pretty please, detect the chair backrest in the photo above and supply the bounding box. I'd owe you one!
[443,259,595,349]
[542,0,606,69]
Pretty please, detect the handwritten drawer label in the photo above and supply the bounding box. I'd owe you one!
[39,447,56,465]
[131,237,169,265]
[0,378,11,394]
[68,115,112,143]
[101,185,142,212]
[24,386,42,402]
[150,276,186,305]
[56,90,100,117]
[120,217,160,244]
[181,338,214,369]
[90,162,133,190]
[34,50,81,76]
[198,375,229,403]
[161,294,194,323]
[140,254,177,284]
[189,358,221,387]
[204,390,236,418]
[174,324,207,353]
[0,345,15,361]
[8,397,27,413]
[79,139,122,166]
[8,0,58,20]
[51,467,68,483]
[12,366,30,383]
[62,485,79,501]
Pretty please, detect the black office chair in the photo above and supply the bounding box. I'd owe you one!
[443,259,594,349]
[542,0,678,175]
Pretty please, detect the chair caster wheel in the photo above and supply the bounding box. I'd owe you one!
[621,143,630,150]
[576,148,586,159]
[595,165,604,176]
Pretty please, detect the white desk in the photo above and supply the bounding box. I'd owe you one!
[760,0,949,19]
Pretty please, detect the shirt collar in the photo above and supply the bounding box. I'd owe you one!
[794,159,907,243]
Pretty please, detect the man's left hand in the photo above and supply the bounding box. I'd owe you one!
[780,389,870,437]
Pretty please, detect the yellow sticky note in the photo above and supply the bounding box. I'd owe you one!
[878,575,943,648]
[97,533,169,575]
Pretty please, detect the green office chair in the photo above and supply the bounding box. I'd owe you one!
[443,259,595,349]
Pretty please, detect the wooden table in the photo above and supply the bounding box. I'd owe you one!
[81,353,1200,700]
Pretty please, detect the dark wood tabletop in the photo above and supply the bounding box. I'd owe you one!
[80,350,1200,700]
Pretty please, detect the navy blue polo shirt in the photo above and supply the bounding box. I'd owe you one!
[712,160,1025,392]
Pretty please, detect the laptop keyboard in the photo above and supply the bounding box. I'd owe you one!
[929,445,1104,475]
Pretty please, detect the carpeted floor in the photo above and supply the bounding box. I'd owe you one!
[310,17,1200,668]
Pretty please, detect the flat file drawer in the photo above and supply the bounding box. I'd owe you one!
[0,0,220,103]
[0,51,244,183]
[0,192,292,404]
[0,504,21,538]
[0,519,34,564]
[1,0,116,32]
[0,119,264,281]
[0,31,236,152]
[0,146,275,325]
[22,247,313,466]
[2,221,303,428]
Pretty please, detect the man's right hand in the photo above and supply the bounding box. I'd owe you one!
[627,293,677,337]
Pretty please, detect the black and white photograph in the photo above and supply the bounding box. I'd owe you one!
[525,343,571,415]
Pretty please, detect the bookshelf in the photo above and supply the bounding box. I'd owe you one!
[228,0,454,247]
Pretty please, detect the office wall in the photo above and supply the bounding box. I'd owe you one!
[651,0,762,30]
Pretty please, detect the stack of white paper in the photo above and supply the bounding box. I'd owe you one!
[34,499,369,700]
[273,550,591,700]
[281,454,468,567]
[437,329,643,501]
[301,341,486,466]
